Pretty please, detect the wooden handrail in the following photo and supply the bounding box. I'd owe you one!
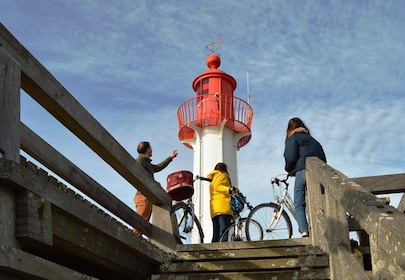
[306,157,405,279]
[20,123,153,236]
[0,23,176,251]
[0,23,170,208]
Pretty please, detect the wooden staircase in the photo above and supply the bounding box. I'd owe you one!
[153,238,330,279]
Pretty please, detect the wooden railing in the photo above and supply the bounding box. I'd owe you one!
[0,23,176,252]
[306,157,405,279]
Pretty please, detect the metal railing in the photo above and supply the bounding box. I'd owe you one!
[177,94,253,148]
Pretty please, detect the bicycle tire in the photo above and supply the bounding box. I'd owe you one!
[219,217,263,242]
[170,202,204,244]
[246,202,292,241]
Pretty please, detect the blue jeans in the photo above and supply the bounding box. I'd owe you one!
[294,169,308,233]
[212,214,232,242]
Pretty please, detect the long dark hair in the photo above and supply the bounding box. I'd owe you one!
[214,162,231,185]
[214,162,228,173]
[286,117,310,141]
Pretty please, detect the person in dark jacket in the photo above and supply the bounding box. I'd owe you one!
[284,117,326,238]
[133,141,178,234]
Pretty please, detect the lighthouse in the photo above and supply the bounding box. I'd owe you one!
[177,42,253,242]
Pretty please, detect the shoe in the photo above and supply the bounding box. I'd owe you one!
[301,231,309,238]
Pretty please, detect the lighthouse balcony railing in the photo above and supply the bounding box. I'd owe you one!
[177,94,253,136]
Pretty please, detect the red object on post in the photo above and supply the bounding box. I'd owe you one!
[166,170,194,201]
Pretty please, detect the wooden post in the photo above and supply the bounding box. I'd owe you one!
[0,48,20,249]
[151,204,177,252]
[306,169,326,249]
[0,48,20,162]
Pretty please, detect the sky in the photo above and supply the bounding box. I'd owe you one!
[1,0,404,238]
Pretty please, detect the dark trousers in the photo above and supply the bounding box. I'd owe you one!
[212,214,233,242]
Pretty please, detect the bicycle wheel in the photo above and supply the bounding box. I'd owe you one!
[246,202,292,241]
[219,218,263,242]
[170,202,204,244]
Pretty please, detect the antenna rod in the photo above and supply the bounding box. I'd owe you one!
[247,71,251,104]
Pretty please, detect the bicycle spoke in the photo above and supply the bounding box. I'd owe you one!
[171,203,204,244]
[246,203,292,241]
[220,218,262,242]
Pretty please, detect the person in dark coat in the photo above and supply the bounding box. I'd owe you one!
[133,141,178,234]
[284,117,326,238]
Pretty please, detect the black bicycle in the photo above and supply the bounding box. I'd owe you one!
[170,176,204,244]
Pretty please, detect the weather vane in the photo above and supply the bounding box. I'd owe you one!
[205,39,222,53]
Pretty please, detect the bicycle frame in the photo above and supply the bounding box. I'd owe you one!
[231,215,244,241]
[275,182,296,220]
[176,197,195,233]
[220,191,260,242]
[171,177,204,244]
[266,176,296,231]
[232,193,252,240]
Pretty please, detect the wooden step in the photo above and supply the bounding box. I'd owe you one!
[152,269,331,279]
[153,238,330,280]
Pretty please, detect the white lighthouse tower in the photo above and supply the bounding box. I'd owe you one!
[177,42,253,242]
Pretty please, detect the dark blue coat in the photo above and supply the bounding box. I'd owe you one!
[284,132,326,176]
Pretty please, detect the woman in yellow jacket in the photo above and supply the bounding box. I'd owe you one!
[206,162,234,242]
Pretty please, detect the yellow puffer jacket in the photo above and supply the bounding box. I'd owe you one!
[206,170,233,218]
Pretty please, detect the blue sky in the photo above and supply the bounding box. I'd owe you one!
[1,1,404,237]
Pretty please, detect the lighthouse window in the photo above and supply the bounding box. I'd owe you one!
[201,78,209,94]
[196,78,209,95]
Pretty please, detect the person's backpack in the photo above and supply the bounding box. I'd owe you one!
[230,194,245,214]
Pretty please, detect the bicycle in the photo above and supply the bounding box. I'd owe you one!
[245,174,295,241]
[170,176,204,245]
[219,190,263,242]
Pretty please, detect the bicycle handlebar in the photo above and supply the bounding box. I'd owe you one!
[271,175,290,186]
[195,175,212,182]
[195,175,255,209]
[236,191,254,210]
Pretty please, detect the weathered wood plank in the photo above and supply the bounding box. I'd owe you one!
[153,269,331,280]
[15,190,53,245]
[350,173,405,194]
[306,171,326,249]
[176,245,326,261]
[0,47,20,162]
[306,157,405,279]
[16,202,172,278]
[175,238,311,252]
[51,208,154,278]
[160,255,329,272]
[0,158,173,265]
[20,123,153,237]
[152,204,177,251]
[336,245,370,280]
[0,184,18,248]
[0,23,170,207]
[0,247,97,280]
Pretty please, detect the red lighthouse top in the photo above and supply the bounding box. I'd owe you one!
[206,53,221,69]
[177,44,253,149]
